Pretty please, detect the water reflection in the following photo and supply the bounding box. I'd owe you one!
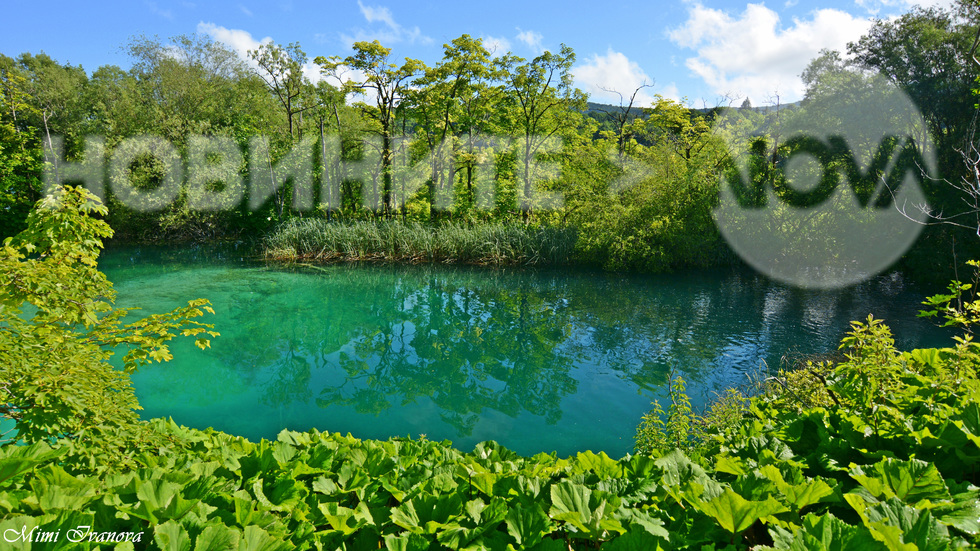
[100,246,951,457]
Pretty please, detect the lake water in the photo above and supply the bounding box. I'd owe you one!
[100,245,952,458]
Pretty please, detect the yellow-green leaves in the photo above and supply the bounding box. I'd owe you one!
[0,186,217,472]
[696,488,789,535]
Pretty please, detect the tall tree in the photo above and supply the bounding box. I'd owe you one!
[15,53,88,184]
[848,4,979,176]
[599,82,653,162]
[0,56,43,237]
[847,2,980,274]
[499,45,587,217]
[316,41,423,217]
[249,42,315,141]
[403,35,501,218]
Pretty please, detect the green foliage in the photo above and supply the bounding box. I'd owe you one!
[567,96,731,272]
[635,374,697,457]
[920,259,980,334]
[635,375,749,462]
[264,217,576,266]
[629,303,980,548]
[0,185,217,472]
[0,55,44,239]
[5,188,980,549]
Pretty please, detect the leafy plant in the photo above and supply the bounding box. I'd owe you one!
[920,259,980,334]
[0,185,218,472]
[635,373,748,461]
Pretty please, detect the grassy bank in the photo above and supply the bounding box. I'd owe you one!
[264,218,578,266]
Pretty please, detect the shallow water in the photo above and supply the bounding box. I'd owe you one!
[99,245,951,458]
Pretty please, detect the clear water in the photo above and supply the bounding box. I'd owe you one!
[99,245,952,458]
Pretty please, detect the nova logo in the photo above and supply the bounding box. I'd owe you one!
[713,75,934,289]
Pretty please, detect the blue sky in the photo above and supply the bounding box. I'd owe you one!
[0,0,953,107]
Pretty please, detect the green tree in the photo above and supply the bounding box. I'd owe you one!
[0,185,218,471]
[848,3,979,167]
[0,55,43,238]
[847,3,980,278]
[96,35,275,239]
[317,41,424,218]
[14,52,89,180]
[499,45,587,217]
[403,35,502,219]
[249,41,314,141]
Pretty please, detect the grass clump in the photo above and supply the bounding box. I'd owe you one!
[264,218,577,266]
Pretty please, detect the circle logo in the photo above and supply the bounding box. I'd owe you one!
[712,74,934,289]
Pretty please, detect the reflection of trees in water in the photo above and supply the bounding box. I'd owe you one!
[318,275,581,436]
[204,261,937,439]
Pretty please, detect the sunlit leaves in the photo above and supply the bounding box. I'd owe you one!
[0,185,218,472]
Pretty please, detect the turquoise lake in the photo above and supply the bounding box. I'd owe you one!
[99,245,951,458]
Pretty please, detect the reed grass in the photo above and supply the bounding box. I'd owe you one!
[264,218,577,266]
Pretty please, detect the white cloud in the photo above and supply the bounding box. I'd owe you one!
[358,1,397,29]
[197,22,326,84]
[659,83,681,102]
[856,0,956,16]
[573,49,657,107]
[481,35,511,57]
[516,28,545,54]
[668,3,872,104]
[238,4,253,17]
[340,1,432,47]
[145,1,174,20]
[197,22,271,64]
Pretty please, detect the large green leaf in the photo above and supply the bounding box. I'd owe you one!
[848,495,950,551]
[548,481,625,539]
[194,524,241,551]
[696,488,789,535]
[767,512,884,551]
[382,531,432,551]
[758,464,836,511]
[549,481,592,523]
[0,442,65,486]
[154,520,192,551]
[850,458,949,505]
[931,491,980,536]
[336,462,371,493]
[866,499,950,551]
[601,527,668,551]
[572,451,624,478]
[504,501,552,547]
[30,465,98,512]
[237,525,293,551]
[251,477,307,512]
[391,493,464,534]
[317,501,373,536]
[617,508,669,539]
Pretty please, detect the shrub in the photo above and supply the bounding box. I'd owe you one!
[0,185,218,472]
